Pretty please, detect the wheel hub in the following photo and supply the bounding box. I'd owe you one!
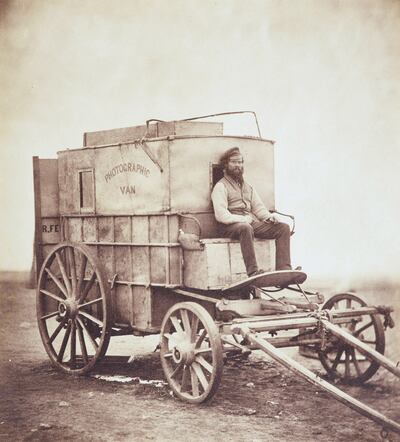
[172,340,195,365]
[58,299,79,319]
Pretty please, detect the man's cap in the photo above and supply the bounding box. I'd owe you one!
[219,147,242,166]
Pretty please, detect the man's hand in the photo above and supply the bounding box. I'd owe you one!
[265,214,279,224]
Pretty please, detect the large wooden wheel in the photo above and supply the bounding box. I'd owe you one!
[36,242,111,374]
[160,302,224,403]
[318,292,385,384]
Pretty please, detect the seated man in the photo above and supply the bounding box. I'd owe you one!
[211,146,295,277]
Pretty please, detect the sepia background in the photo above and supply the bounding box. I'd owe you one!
[1,0,399,284]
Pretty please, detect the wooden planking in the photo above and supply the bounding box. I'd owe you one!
[149,215,168,242]
[115,246,132,280]
[131,247,150,283]
[98,217,114,242]
[149,215,168,284]
[206,244,231,287]
[84,245,98,279]
[183,239,275,289]
[42,245,56,262]
[150,249,167,284]
[114,216,132,282]
[83,121,222,147]
[183,243,230,289]
[39,159,59,217]
[113,285,132,324]
[132,216,149,242]
[132,286,152,329]
[84,124,157,147]
[58,150,95,214]
[169,248,182,285]
[173,121,223,136]
[68,218,82,242]
[150,287,216,330]
[98,246,114,277]
[32,157,44,278]
[168,215,179,242]
[82,217,97,242]
[114,216,131,242]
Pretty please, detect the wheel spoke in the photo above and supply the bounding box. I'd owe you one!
[57,321,72,362]
[190,366,200,397]
[181,365,190,392]
[190,315,199,343]
[194,347,212,355]
[48,318,67,344]
[79,310,103,327]
[344,349,351,379]
[79,297,102,309]
[45,268,68,298]
[76,254,87,300]
[346,298,351,309]
[78,271,97,304]
[170,316,184,336]
[77,317,99,351]
[170,361,183,379]
[331,347,344,371]
[195,329,207,349]
[354,321,373,337]
[351,348,362,377]
[70,320,77,369]
[40,289,65,304]
[180,309,191,335]
[361,340,376,345]
[192,362,208,391]
[196,355,213,374]
[55,251,72,296]
[68,247,77,294]
[41,311,59,321]
[76,320,89,365]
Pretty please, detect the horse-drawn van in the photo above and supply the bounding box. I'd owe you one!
[33,111,400,436]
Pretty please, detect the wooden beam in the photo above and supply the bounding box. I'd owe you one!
[239,325,400,435]
[32,156,43,281]
[322,320,400,378]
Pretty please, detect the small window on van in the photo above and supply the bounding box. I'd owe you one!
[79,169,94,212]
[211,163,224,189]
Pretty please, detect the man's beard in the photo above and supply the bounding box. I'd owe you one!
[226,166,244,184]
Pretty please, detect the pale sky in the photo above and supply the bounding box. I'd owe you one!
[1,0,399,283]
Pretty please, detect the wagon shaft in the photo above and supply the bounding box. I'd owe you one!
[232,320,400,436]
[321,319,400,378]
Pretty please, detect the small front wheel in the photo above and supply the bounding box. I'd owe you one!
[318,292,385,384]
[160,302,223,403]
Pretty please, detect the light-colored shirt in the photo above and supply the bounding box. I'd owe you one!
[211,174,272,224]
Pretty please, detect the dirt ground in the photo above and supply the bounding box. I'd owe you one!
[0,275,399,442]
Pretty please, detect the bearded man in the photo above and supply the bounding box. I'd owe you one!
[211,147,294,277]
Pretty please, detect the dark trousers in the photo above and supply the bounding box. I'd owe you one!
[220,221,291,275]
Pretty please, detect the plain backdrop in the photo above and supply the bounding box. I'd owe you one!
[1,0,399,284]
